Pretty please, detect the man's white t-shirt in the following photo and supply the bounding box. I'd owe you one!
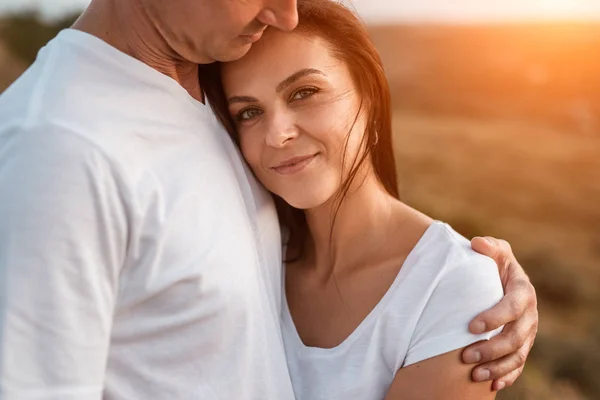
[0,29,295,399]
[282,222,504,400]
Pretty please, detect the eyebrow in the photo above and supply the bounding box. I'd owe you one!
[227,68,326,105]
[276,68,326,93]
[228,95,258,105]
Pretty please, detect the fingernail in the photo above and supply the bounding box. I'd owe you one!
[464,350,481,363]
[484,237,494,246]
[496,381,505,391]
[475,369,490,381]
[472,320,486,334]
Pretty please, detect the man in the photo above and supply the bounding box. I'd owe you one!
[0,0,537,398]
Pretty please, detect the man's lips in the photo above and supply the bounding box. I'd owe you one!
[241,29,266,43]
[270,153,319,175]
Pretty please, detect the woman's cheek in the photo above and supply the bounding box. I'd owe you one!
[298,103,338,133]
[240,134,262,173]
[299,105,352,153]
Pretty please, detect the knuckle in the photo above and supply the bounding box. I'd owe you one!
[515,277,530,288]
[509,367,525,386]
[515,349,527,366]
[488,362,508,380]
[478,345,492,362]
[484,236,497,245]
[514,278,532,294]
[481,344,497,362]
[499,239,512,252]
[528,316,539,337]
[516,323,531,347]
[528,284,538,307]
[508,297,522,318]
[510,331,525,349]
[523,280,536,296]
[485,316,502,331]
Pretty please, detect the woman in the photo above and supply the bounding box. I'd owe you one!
[203,1,502,398]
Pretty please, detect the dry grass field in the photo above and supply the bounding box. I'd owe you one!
[392,111,600,399]
[0,39,26,92]
[368,24,600,399]
[1,16,599,400]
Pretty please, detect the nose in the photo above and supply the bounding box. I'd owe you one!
[256,0,299,32]
[265,111,298,148]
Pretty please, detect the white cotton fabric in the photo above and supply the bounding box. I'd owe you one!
[282,221,504,400]
[0,29,295,399]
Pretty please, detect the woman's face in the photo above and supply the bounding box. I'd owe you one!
[221,29,367,209]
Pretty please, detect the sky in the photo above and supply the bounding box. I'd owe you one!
[1,0,600,22]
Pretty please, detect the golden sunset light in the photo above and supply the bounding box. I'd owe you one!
[1,1,599,400]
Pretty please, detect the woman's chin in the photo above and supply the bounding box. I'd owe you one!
[279,193,330,211]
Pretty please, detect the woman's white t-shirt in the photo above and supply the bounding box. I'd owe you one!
[282,221,504,400]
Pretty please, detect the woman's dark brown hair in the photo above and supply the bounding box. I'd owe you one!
[199,0,398,261]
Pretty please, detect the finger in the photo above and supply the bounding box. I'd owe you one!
[492,367,522,391]
[471,340,530,383]
[469,286,529,334]
[471,236,511,266]
[463,312,532,364]
[471,237,518,287]
[470,236,496,257]
[506,277,537,309]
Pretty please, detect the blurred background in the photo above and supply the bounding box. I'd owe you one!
[1,0,599,398]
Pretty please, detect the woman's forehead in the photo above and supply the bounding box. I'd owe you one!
[221,31,343,91]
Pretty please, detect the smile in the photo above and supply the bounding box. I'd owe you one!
[271,153,319,175]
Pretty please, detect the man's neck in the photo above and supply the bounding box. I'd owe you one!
[73,0,203,102]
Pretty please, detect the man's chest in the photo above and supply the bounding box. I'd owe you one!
[107,137,283,336]
[103,162,288,394]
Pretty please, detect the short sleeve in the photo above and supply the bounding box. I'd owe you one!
[0,127,129,398]
[403,252,504,367]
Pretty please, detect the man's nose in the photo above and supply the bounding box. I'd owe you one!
[256,0,299,32]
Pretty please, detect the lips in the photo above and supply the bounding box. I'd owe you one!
[241,29,266,44]
[270,153,319,175]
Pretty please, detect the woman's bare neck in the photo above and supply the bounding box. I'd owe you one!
[301,173,421,278]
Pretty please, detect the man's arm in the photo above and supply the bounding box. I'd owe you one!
[465,237,539,391]
[385,348,496,400]
[0,128,128,399]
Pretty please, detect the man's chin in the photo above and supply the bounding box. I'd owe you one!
[213,44,253,63]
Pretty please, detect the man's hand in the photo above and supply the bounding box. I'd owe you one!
[462,236,538,391]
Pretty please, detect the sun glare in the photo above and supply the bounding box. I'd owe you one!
[538,0,594,16]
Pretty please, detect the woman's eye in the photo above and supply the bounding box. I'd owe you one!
[236,108,262,122]
[290,87,319,101]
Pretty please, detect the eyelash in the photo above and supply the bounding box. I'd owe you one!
[289,86,320,101]
[235,107,262,123]
[234,86,321,123]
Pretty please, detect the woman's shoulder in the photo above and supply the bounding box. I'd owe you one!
[399,220,504,368]
[435,222,500,283]
[392,218,504,326]
[410,221,505,328]
[408,220,501,284]
[384,205,500,289]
